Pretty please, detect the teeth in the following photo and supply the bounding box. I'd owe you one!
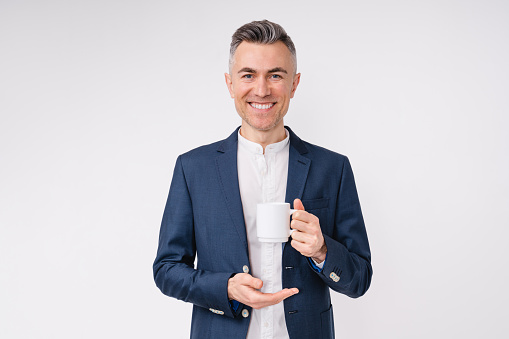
[250,103,274,109]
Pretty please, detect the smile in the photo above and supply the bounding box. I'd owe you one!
[249,102,275,110]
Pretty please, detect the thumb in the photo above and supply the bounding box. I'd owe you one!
[294,198,305,211]
[248,277,263,290]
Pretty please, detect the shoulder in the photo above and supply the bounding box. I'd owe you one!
[177,128,239,167]
[177,140,224,169]
[181,140,223,158]
[302,140,347,161]
[288,127,349,168]
[300,141,352,178]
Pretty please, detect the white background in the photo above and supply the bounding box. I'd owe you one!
[1,0,508,338]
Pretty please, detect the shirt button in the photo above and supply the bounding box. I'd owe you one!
[242,309,249,318]
[243,265,249,273]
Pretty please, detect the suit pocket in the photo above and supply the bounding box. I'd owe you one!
[320,304,335,339]
[300,198,329,211]
[301,198,329,233]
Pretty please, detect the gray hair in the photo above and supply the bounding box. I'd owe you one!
[229,20,297,73]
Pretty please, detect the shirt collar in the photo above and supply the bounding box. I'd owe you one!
[238,128,290,155]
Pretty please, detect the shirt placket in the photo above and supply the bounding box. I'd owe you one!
[261,151,276,338]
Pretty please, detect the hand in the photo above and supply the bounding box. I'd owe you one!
[227,273,299,310]
[290,198,327,263]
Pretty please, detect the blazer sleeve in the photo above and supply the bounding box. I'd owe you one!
[153,155,237,318]
[310,156,373,298]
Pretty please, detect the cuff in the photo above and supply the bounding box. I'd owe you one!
[229,300,240,312]
[308,253,327,273]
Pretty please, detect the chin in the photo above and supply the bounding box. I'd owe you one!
[239,109,285,132]
[249,119,282,132]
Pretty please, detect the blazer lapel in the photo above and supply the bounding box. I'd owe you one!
[285,127,311,207]
[215,128,249,253]
[214,126,309,252]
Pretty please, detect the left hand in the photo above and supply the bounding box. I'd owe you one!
[290,198,327,263]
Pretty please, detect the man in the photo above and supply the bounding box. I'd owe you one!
[153,20,372,339]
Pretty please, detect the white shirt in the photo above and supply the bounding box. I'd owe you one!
[237,128,290,339]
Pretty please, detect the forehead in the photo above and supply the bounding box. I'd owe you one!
[232,41,294,72]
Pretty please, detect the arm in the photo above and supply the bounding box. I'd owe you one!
[227,273,299,310]
[153,156,299,316]
[153,156,236,317]
[291,157,372,298]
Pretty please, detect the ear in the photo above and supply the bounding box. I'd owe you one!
[224,73,234,98]
[290,73,301,98]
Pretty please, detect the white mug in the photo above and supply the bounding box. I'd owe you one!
[257,202,296,242]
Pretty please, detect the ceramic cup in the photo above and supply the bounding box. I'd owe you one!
[257,202,296,242]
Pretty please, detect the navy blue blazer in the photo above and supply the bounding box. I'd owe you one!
[154,127,372,339]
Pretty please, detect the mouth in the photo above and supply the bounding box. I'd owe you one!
[249,102,275,110]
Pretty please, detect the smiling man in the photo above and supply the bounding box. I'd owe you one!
[154,20,372,339]
[225,41,299,144]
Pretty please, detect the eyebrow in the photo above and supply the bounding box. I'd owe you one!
[237,67,288,74]
[238,67,256,74]
[268,67,288,74]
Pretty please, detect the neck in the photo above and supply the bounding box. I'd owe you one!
[239,122,286,153]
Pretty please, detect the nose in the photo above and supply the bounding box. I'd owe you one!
[253,77,271,97]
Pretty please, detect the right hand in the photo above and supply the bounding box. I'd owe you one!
[227,273,299,310]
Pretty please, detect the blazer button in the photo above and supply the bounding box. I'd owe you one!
[243,265,249,273]
[209,308,224,315]
[329,272,340,282]
[242,309,249,318]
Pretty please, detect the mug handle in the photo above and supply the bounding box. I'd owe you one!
[289,209,296,236]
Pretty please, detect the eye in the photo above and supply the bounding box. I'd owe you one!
[242,74,253,79]
[270,74,282,79]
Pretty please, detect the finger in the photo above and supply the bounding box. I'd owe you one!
[290,239,304,252]
[291,239,312,256]
[271,288,299,303]
[290,229,311,243]
[253,288,299,309]
[235,273,252,283]
[292,210,315,223]
[246,276,263,290]
[291,218,310,232]
[294,198,305,211]
[235,273,263,289]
